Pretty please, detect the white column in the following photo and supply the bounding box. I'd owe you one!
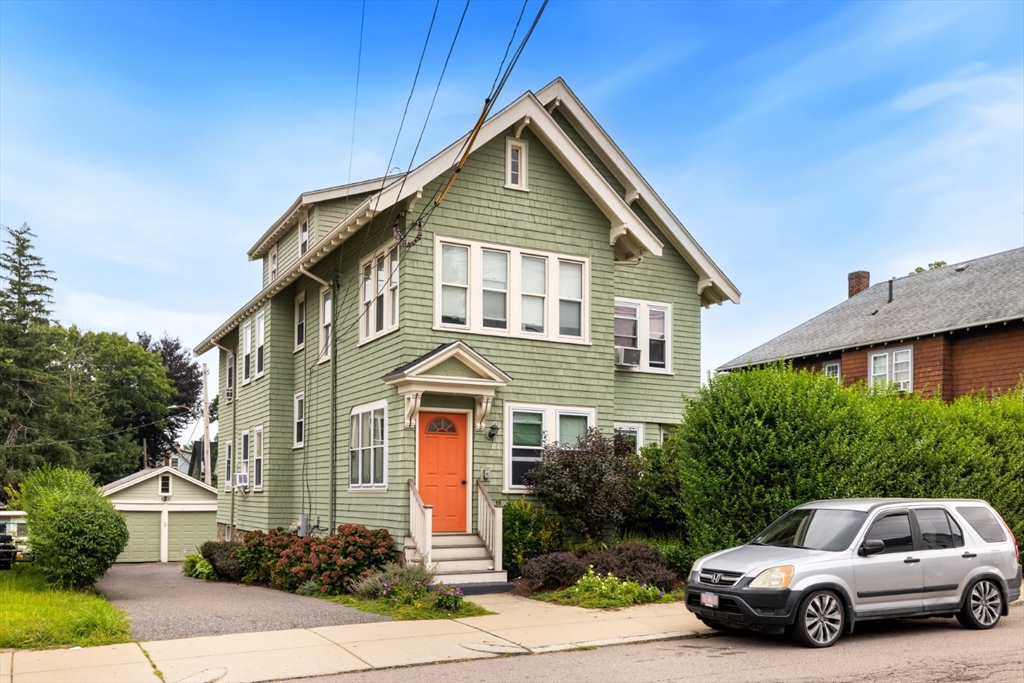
[160,506,169,563]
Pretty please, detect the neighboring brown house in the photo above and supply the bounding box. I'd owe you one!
[718,247,1024,400]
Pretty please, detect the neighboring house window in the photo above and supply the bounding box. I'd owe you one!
[350,401,386,488]
[170,455,179,469]
[614,299,672,372]
[295,293,306,351]
[614,423,643,453]
[320,286,332,362]
[435,237,589,343]
[241,430,250,486]
[507,403,595,489]
[300,218,309,255]
[255,311,265,377]
[294,393,304,447]
[159,474,171,496]
[506,137,528,190]
[242,321,252,383]
[824,361,841,382]
[360,247,399,343]
[869,347,913,392]
[224,442,233,491]
[268,244,278,282]
[253,426,263,490]
[226,353,235,400]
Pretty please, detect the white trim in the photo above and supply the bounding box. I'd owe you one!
[434,235,591,345]
[253,425,264,491]
[242,321,252,384]
[614,422,644,452]
[505,137,529,191]
[255,310,266,378]
[824,360,841,382]
[100,466,218,497]
[158,473,172,497]
[348,399,388,490]
[160,508,169,562]
[224,441,233,491]
[358,246,400,345]
[294,291,306,352]
[268,244,279,283]
[111,503,218,512]
[614,297,673,374]
[294,393,305,448]
[414,407,473,533]
[503,402,596,493]
[319,285,332,363]
[868,346,913,392]
[225,353,235,402]
[299,215,309,256]
[240,430,250,489]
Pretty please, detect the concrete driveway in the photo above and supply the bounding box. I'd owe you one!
[97,563,389,641]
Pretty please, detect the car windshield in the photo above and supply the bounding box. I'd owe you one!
[751,509,868,551]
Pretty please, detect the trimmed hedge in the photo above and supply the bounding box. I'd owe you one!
[200,541,243,582]
[522,552,586,590]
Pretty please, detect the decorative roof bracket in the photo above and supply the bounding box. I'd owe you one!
[514,116,531,139]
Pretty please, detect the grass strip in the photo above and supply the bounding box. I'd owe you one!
[533,589,686,610]
[0,564,131,649]
[328,594,493,620]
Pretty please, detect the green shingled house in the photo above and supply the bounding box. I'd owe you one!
[194,78,739,585]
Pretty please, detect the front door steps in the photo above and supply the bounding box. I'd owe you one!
[404,532,510,593]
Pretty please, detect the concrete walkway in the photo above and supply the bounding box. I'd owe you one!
[1,594,709,683]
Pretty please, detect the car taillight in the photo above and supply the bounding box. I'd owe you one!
[1000,517,1019,565]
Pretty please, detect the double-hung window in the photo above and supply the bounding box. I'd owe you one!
[869,347,913,392]
[224,442,233,491]
[319,286,332,362]
[299,218,309,255]
[295,293,306,351]
[255,311,265,377]
[253,427,263,490]
[505,137,528,191]
[294,393,304,448]
[242,321,252,383]
[614,299,672,373]
[360,248,399,343]
[159,474,171,496]
[268,245,278,282]
[226,353,235,401]
[507,403,595,489]
[614,423,643,453]
[240,430,250,487]
[435,237,589,343]
[350,401,386,488]
[824,361,841,382]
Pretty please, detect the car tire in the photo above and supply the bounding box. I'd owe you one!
[791,590,844,648]
[956,579,1003,630]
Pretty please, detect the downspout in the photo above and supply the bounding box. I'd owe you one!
[329,276,339,534]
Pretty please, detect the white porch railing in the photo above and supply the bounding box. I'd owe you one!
[476,479,502,571]
[408,479,432,568]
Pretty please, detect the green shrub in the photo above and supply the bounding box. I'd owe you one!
[296,580,322,596]
[522,552,586,590]
[183,552,215,580]
[524,429,638,540]
[623,441,687,537]
[10,467,128,590]
[199,541,243,581]
[556,567,664,608]
[431,584,464,612]
[502,498,561,578]
[350,562,434,600]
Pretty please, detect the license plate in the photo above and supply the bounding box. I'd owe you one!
[700,592,719,608]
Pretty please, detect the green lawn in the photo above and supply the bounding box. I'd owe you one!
[0,565,131,649]
[328,594,493,620]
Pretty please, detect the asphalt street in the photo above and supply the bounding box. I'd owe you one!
[292,606,1023,683]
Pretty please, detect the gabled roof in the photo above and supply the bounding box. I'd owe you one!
[383,340,512,383]
[718,247,1024,371]
[100,466,219,497]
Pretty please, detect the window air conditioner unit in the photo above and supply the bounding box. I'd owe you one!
[615,347,642,367]
[235,472,248,488]
[225,388,233,401]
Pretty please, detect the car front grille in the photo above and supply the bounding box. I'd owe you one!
[698,569,744,587]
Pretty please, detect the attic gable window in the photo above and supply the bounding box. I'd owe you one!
[299,218,309,255]
[159,474,171,496]
[506,137,528,191]
[268,245,279,282]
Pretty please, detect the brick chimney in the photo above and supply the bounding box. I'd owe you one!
[848,271,870,298]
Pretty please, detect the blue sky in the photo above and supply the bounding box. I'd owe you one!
[2,0,1022,408]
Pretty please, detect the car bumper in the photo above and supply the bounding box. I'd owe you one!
[685,581,803,634]
[1008,564,1022,603]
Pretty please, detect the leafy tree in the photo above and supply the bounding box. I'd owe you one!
[137,333,203,462]
[908,260,947,275]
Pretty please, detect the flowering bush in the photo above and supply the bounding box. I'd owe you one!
[431,583,464,612]
[562,567,664,608]
[350,562,434,600]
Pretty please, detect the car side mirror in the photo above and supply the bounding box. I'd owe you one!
[859,539,885,557]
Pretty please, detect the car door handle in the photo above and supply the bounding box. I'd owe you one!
[962,552,977,559]
[904,557,920,564]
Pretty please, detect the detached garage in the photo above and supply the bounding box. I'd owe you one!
[102,466,218,562]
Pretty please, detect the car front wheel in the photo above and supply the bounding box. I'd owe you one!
[956,579,1003,630]
[792,590,844,648]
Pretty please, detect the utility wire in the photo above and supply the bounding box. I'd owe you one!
[0,416,178,450]
[345,0,367,192]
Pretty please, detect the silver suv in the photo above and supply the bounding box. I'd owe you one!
[685,499,1021,647]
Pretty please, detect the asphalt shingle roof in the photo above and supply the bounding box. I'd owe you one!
[718,247,1024,371]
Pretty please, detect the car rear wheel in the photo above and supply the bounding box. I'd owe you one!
[956,579,1002,630]
[792,590,844,648]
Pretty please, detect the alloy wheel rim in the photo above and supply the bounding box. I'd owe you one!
[970,581,1001,626]
[805,594,842,644]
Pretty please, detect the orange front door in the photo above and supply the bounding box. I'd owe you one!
[418,412,467,532]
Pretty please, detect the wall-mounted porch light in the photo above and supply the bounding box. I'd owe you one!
[486,423,500,441]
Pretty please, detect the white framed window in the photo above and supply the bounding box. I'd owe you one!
[255,310,265,377]
[253,426,263,490]
[505,137,528,191]
[268,244,279,282]
[170,455,179,469]
[224,441,233,491]
[614,298,672,373]
[319,286,332,363]
[349,400,386,489]
[299,217,309,256]
[869,347,913,392]
[360,247,399,343]
[506,403,595,490]
[294,292,306,352]
[614,423,644,453]
[226,353,235,401]
[435,236,590,344]
[824,361,841,382]
[661,426,672,444]
[159,474,171,496]
[294,393,305,448]
[241,430,250,487]
[242,321,252,384]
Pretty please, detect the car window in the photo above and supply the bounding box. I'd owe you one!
[915,509,955,550]
[751,509,867,551]
[956,506,1006,543]
[865,513,914,554]
[947,512,964,547]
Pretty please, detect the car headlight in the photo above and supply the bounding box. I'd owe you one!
[688,567,698,583]
[749,565,794,589]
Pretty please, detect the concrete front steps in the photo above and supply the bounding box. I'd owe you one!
[404,532,510,593]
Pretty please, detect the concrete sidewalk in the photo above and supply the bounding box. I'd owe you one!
[2,594,709,683]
